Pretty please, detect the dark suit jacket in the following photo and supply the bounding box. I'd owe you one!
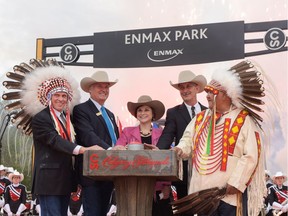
[31,107,77,195]
[72,99,119,186]
[157,102,207,185]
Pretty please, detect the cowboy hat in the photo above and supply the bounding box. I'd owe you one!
[8,170,24,182]
[170,70,207,92]
[0,165,6,171]
[273,171,287,181]
[6,167,14,173]
[265,170,271,177]
[80,71,118,92]
[127,95,165,121]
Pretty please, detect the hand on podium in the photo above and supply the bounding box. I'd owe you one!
[112,145,126,150]
[172,146,184,158]
[79,145,104,154]
[144,143,159,150]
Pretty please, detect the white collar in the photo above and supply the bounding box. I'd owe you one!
[90,98,105,111]
[50,106,64,118]
[184,102,200,113]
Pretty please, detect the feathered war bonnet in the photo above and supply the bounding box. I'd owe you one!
[204,60,265,128]
[2,59,80,135]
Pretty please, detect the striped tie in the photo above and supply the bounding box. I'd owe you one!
[60,113,67,128]
[191,106,195,119]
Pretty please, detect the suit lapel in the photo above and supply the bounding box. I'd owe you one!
[87,99,107,127]
[178,103,191,124]
[130,127,141,143]
[87,99,119,138]
[151,128,162,145]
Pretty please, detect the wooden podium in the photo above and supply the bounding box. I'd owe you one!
[83,150,181,216]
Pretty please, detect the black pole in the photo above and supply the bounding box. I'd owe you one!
[0,113,13,165]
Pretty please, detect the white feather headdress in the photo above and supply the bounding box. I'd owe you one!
[205,60,265,128]
[2,59,80,135]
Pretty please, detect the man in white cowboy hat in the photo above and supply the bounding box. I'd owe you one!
[0,165,10,209]
[73,70,119,216]
[265,170,273,188]
[5,167,14,175]
[172,61,266,216]
[157,70,207,201]
[263,170,273,214]
[15,59,102,216]
[0,165,10,190]
[266,171,288,216]
[3,171,27,216]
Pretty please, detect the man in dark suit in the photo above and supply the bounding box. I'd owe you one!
[73,71,119,216]
[29,63,101,216]
[157,70,207,201]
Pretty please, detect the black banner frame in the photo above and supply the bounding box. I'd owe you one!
[36,20,288,67]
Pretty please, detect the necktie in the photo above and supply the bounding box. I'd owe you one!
[100,106,117,145]
[60,112,67,128]
[191,106,195,119]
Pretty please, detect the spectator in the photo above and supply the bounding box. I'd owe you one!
[267,171,288,216]
[3,171,27,216]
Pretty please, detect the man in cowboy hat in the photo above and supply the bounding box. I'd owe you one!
[73,70,119,216]
[0,165,10,192]
[266,171,288,215]
[265,170,273,188]
[157,70,207,201]
[0,165,10,210]
[172,61,266,216]
[263,170,273,214]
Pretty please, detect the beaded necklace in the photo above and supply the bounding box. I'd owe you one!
[140,126,152,137]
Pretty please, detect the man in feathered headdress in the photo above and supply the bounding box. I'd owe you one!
[11,59,103,216]
[172,61,266,216]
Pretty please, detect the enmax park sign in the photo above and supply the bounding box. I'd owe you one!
[36,20,287,68]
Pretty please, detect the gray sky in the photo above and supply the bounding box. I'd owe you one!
[0,0,287,174]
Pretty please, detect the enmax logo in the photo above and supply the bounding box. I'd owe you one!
[147,48,184,62]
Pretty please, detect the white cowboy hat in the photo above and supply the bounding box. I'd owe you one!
[6,167,14,173]
[265,170,271,177]
[273,171,287,181]
[127,95,165,121]
[8,170,24,182]
[170,70,207,93]
[80,71,118,92]
[0,165,6,171]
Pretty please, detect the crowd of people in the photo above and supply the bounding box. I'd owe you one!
[2,58,287,216]
[0,164,84,216]
[0,165,31,215]
[264,171,288,216]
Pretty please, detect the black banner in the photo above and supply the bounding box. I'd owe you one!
[93,21,244,68]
